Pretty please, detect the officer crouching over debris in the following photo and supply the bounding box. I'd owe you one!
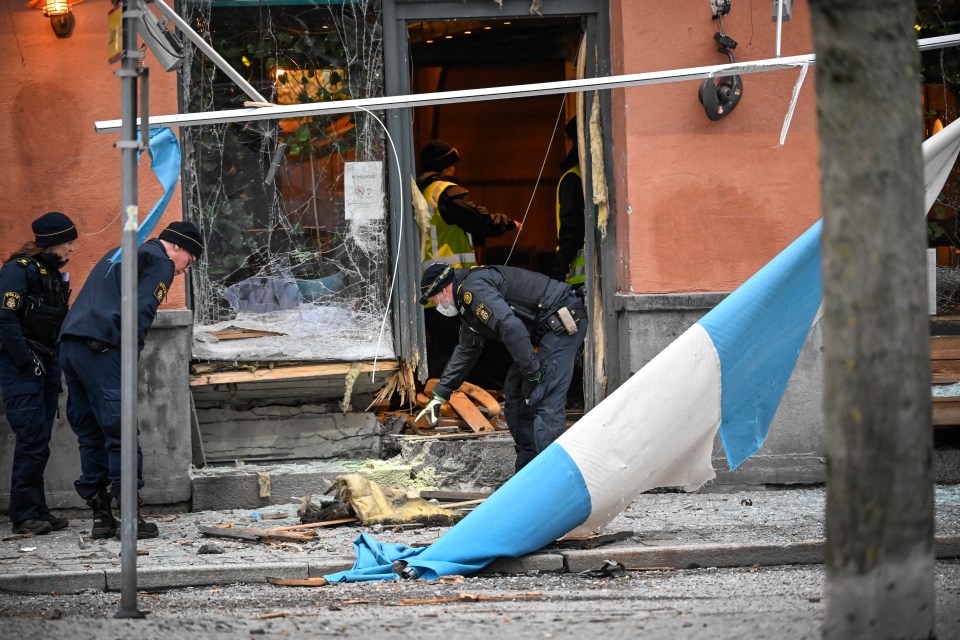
[417,263,587,472]
[59,221,203,540]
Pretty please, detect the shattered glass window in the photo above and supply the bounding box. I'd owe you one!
[179,0,394,361]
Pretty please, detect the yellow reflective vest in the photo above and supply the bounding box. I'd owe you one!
[422,179,478,270]
[555,166,585,285]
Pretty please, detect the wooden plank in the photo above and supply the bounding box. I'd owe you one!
[269,518,359,532]
[198,525,314,544]
[932,360,960,384]
[459,381,502,416]
[933,397,960,426]
[448,390,495,433]
[190,360,399,387]
[420,490,492,502]
[930,336,960,360]
[209,329,286,340]
[266,577,329,588]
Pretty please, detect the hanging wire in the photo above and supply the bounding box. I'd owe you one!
[356,106,404,381]
[503,96,567,267]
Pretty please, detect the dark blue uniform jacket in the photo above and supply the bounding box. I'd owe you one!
[0,252,67,369]
[59,239,174,354]
[434,265,575,400]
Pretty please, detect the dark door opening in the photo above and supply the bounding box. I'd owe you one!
[408,16,585,275]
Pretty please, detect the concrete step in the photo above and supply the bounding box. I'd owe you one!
[190,432,518,511]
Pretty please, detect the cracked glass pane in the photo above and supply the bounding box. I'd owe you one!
[179,0,394,361]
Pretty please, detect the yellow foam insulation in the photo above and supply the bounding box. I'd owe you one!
[331,474,464,526]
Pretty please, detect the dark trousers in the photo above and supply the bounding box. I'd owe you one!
[503,298,588,473]
[59,338,143,501]
[0,351,61,524]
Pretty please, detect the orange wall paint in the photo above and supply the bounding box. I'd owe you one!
[609,0,821,294]
[0,0,187,307]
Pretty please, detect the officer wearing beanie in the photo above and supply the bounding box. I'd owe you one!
[416,262,587,473]
[418,140,521,384]
[59,220,203,540]
[0,211,79,535]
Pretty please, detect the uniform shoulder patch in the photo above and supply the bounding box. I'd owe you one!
[154,282,168,304]
[16,259,29,267]
[463,291,473,305]
[3,291,21,311]
[475,303,492,324]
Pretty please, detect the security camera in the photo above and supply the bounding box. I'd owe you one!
[136,0,184,72]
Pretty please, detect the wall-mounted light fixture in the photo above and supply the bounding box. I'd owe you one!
[28,0,83,39]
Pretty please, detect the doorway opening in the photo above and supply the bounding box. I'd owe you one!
[408,16,586,273]
[407,15,588,401]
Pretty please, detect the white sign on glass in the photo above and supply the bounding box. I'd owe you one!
[344,161,385,222]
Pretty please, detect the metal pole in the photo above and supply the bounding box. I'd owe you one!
[775,0,784,58]
[115,0,144,619]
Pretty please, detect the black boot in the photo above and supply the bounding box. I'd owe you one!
[85,490,118,539]
[114,496,159,540]
[12,519,52,535]
[38,512,69,531]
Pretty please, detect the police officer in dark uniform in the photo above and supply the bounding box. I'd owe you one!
[59,221,203,539]
[416,263,587,472]
[0,211,78,535]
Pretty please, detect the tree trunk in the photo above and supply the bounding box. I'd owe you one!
[809,1,935,638]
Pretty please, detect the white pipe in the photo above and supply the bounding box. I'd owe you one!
[94,33,960,134]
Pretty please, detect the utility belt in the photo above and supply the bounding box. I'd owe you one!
[533,297,586,344]
[62,335,114,353]
[85,338,113,353]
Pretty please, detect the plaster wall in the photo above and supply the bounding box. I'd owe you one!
[608,0,822,294]
[601,1,826,485]
[0,0,187,306]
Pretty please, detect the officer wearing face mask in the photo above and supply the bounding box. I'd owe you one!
[416,263,587,472]
[417,140,521,383]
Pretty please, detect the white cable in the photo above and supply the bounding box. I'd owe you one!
[356,106,404,381]
[503,97,566,266]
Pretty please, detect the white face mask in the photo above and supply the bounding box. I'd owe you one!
[435,291,459,317]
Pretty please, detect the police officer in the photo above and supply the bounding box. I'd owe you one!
[552,117,586,286]
[416,263,587,472]
[59,221,203,539]
[0,211,78,535]
[418,140,520,382]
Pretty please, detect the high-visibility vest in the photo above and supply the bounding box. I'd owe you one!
[555,165,585,285]
[422,179,477,271]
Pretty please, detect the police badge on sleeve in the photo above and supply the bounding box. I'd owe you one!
[154,282,168,303]
[3,292,20,311]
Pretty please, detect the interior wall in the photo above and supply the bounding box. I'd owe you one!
[0,0,187,307]
[609,0,821,294]
[413,62,569,273]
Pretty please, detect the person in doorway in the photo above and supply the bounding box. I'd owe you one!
[0,212,78,535]
[59,221,203,539]
[416,263,587,472]
[417,140,521,383]
[551,117,587,408]
[552,117,586,286]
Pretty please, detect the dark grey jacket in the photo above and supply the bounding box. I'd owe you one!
[433,265,574,399]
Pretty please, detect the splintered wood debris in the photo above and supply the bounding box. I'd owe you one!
[379,379,506,436]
